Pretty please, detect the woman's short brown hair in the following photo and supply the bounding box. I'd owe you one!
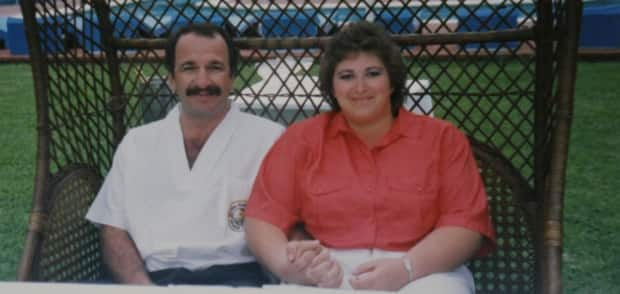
[319,21,406,117]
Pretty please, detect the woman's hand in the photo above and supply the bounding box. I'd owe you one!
[306,247,343,288]
[245,218,319,285]
[349,257,409,291]
[286,240,322,274]
[286,240,343,288]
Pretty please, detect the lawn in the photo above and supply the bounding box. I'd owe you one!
[562,61,620,293]
[0,64,36,280]
[0,61,618,293]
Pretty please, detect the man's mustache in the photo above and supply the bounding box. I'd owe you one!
[186,85,222,97]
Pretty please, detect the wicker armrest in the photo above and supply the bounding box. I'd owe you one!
[469,140,537,294]
[30,166,105,281]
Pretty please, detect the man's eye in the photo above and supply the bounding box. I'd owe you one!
[180,65,196,72]
[208,64,224,72]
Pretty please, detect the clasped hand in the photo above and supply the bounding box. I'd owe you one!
[348,257,410,291]
[286,242,410,291]
[286,240,343,288]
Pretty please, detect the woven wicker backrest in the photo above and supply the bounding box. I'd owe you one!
[31,166,103,281]
[17,1,581,293]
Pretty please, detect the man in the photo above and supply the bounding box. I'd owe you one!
[86,22,284,286]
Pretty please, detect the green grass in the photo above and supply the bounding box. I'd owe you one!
[563,62,620,293]
[0,64,36,280]
[0,61,619,293]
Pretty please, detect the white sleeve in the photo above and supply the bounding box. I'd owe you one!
[85,135,131,230]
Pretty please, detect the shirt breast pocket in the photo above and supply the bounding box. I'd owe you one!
[387,176,437,197]
[310,180,350,197]
[386,176,439,230]
[306,178,356,230]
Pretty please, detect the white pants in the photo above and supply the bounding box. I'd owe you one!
[330,248,475,294]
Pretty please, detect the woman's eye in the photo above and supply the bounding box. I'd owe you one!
[338,73,353,80]
[367,69,383,77]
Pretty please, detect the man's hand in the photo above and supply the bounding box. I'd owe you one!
[101,225,153,285]
[349,257,409,291]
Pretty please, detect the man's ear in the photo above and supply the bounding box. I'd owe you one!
[167,74,176,94]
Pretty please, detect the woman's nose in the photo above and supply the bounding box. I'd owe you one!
[353,77,366,93]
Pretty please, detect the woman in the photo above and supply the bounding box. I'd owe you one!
[245,21,495,293]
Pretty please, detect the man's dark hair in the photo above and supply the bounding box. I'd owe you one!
[319,21,406,117]
[165,22,239,77]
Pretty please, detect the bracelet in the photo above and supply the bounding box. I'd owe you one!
[401,256,414,282]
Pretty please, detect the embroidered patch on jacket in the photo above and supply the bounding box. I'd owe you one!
[228,200,247,232]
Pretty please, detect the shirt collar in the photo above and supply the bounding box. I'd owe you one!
[326,112,350,138]
[390,107,422,140]
[326,107,422,140]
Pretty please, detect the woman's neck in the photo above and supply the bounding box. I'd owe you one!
[348,114,394,148]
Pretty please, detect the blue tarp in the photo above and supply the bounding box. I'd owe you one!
[4,2,619,55]
[5,16,66,55]
[260,10,320,37]
[6,17,27,54]
[457,7,521,50]
[69,10,144,52]
[375,7,419,34]
[151,9,225,37]
[580,4,620,48]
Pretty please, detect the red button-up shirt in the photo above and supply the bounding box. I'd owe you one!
[246,108,495,256]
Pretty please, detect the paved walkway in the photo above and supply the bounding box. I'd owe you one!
[0,3,20,17]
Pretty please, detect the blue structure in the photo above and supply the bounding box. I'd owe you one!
[4,1,619,56]
[152,9,224,37]
[68,12,101,52]
[0,17,6,45]
[6,16,67,55]
[69,10,144,52]
[260,10,320,37]
[6,17,27,54]
[323,6,369,24]
[457,7,521,50]
[580,4,620,48]
[375,7,419,34]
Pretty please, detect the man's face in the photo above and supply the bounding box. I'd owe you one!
[168,33,234,119]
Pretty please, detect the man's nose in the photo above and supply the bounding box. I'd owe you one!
[193,68,213,87]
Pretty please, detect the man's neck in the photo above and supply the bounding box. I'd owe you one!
[179,105,230,169]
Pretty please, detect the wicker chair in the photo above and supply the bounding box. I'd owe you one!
[17,1,582,294]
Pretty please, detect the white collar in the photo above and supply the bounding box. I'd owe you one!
[163,101,240,190]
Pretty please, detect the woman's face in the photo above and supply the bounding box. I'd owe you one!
[332,52,393,126]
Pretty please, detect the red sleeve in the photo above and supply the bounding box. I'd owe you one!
[245,127,306,234]
[436,124,496,257]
